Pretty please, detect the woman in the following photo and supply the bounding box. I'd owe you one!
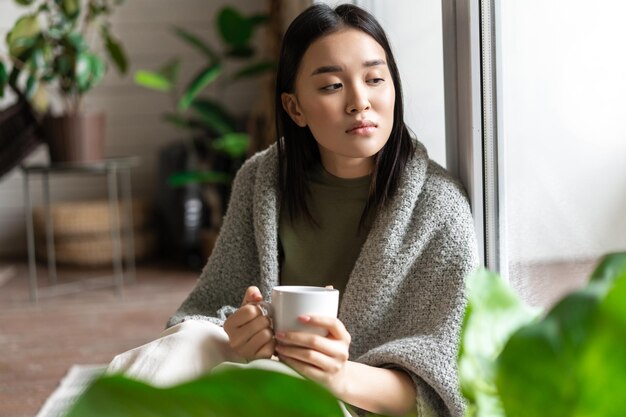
[116,4,478,417]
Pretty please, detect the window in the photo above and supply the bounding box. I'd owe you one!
[444,0,626,306]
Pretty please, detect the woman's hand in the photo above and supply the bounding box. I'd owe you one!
[223,286,275,361]
[274,315,352,398]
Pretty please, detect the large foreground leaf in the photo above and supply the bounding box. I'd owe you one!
[66,368,345,417]
[496,253,626,417]
[458,269,540,417]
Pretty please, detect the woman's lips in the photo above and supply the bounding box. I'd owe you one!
[346,121,378,136]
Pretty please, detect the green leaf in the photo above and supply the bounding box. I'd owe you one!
[0,62,7,98]
[66,368,345,417]
[169,170,232,187]
[25,73,37,98]
[232,60,275,81]
[61,0,81,19]
[7,15,40,58]
[496,252,626,417]
[134,70,172,92]
[14,0,36,6]
[589,252,626,286]
[190,98,236,136]
[212,133,249,159]
[178,64,221,111]
[66,32,87,52]
[458,268,540,417]
[103,28,128,74]
[75,52,104,93]
[575,273,626,417]
[173,27,219,64]
[217,6,253,47]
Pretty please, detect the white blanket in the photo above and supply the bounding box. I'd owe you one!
[107,320,353,416]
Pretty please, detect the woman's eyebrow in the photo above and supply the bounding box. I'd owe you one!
[310,59,387,76]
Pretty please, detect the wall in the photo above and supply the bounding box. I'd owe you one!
[0,0,271,257]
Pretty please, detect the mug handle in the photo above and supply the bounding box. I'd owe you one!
[253,300,274,321]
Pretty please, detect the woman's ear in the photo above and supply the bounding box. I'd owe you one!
[281,93,307,127]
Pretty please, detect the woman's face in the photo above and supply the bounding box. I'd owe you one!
[282,28,395,178]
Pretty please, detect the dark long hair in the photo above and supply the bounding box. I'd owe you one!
[275,3,415,230]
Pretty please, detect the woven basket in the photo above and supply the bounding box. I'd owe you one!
[36,229,157,266]
[33,199,157,266]
[33,199,151,236]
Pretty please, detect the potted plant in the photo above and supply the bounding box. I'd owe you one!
[459,252,626,417]
[2,0,128,163]
[134,5,274,257]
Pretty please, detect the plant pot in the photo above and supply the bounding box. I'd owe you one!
[43,112,106,163]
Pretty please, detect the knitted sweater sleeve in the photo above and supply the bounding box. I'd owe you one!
[166,156,262,328]
[355,170,479,417]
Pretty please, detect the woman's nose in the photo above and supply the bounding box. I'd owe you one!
[345,86,371,114]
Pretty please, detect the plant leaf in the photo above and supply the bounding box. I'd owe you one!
[217,6,253,47]
[0,62,7,98]
[7,15,40,58]
[103,28,128,74]
[231,60,275,81]
[25,73,37,98]
[576,272,626,417]
[173,27,219,64]
[66,368,345,417]
[589,252,626,286]
[178,64,221,111]
[458,268,540,417]
[61,0,81,20]
[134,70,172,92]
[212,133,249,159]
[190,98,236,136]
[14,0,36,6]
[496,252,626,417]
[169,170,232,187]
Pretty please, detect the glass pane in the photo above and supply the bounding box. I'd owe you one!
[499,0,626,307]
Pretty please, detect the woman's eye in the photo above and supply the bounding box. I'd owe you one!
[321,83,342,91]
[368,78,385,85]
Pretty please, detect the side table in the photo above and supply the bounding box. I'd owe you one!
[20,157,139,302]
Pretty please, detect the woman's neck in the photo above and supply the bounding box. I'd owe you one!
[319,152,373,179]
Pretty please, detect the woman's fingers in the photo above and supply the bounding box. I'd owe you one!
[298,315,351,342]
[275,343,337,371]
[228,313,272,349]
[240,327,275,359]
[241,286,263,306]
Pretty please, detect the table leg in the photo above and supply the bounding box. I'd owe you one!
[23,172,39,302]
[122,167,136,284]
[108,167,124,297]
[42,172,58,285]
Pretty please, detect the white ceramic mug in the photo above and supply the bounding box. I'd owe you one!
[258,286,339,337]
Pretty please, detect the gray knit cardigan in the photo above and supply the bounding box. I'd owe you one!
[168,141,479,417]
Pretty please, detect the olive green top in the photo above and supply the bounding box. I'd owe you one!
[278,164,371,297]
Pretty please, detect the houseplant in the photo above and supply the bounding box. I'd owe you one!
[134,5,274,255]
[459,252,626,417]
[2,0,128,163]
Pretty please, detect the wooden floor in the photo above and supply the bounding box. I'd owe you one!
[0,257,594,417]
[0,260,199,417]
